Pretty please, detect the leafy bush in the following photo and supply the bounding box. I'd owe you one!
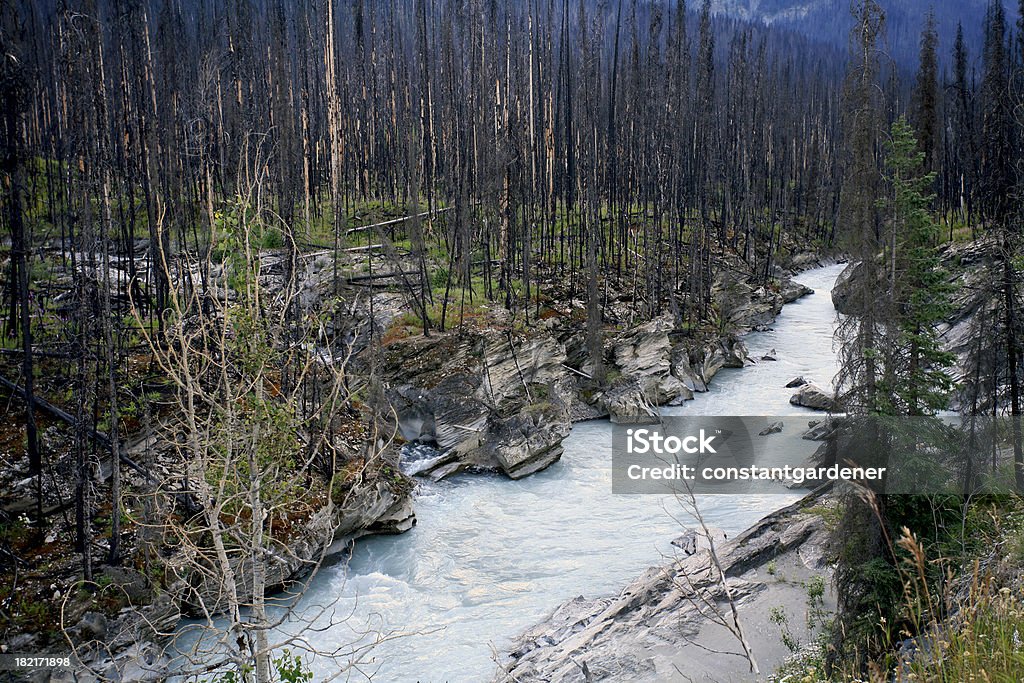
[201,649,313,683]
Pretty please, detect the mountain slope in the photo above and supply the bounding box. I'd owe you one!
[710,0,1018,66]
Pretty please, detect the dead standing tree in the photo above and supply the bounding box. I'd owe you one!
[107,142,394,682]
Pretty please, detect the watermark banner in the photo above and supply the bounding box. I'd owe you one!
[611,415,1024,495]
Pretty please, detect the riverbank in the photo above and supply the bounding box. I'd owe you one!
[0,244,839,680]
[249,262,846,681]
[489,240,1023,683]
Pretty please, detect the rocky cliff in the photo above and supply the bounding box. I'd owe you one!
[377,262,813,480]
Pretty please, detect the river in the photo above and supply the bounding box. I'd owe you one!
[185,262,845,682]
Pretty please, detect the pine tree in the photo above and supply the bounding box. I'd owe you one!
[881,117,954,416]
[830,3,897,672]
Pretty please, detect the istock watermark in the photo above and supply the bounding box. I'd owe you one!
[611,415,1024,496]
[624,427,719,454]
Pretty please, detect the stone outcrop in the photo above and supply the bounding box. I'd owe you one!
[835,240,1008,412]
[496,494,834,682]
[488,402,572,479]
[831,260,886,316]
[830,261,859,314]
[600,316,694,423]
[669,345,708,393]
[803,417,839,441]
[781,278,815,303]
[594,319,756,423]
[598,378,661,424]
[933,238,1003,409]
[381,261,816,463]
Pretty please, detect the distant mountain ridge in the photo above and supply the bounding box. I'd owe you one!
[710,0,1019,67]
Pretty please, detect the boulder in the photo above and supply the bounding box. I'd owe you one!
[366,495,417,535]
[671,527,728,556]
[780,279,814,303]
[611,316,673,378]
[382,330,574,477]
[803,418,838,440]
[761,349,777,361]
[831,261,857,313]
[75,612,108,642]
[785,376,807,388]
[654,373,694,405]
[332,477,416,541]
[94,642,170,682]
[697,337,748,384]
[701,346,726,383]
[598,317,700,419]
[729,298,781,330]
[425,458,473,481]
[759,421,784,436]
[600,379,660,425]
[722,338,749,368]
[782,252,823,271]
[713,268,787,331]
[671,529,699,555]
[663,380,696,406]
[790,384,840,412]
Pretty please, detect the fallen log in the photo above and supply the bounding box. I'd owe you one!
[1,374,152,483]
[342,243,386,252]
[0,347,77,359]
[1,375,203,515]
[344,270,420,283]
[346,207,453,235]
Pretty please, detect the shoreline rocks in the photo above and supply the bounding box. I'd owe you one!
[489,402,572,479]
[495,492,835,682]
[713,263,814,332]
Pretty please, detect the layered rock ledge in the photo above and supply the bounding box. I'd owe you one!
[496,492,835,683]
